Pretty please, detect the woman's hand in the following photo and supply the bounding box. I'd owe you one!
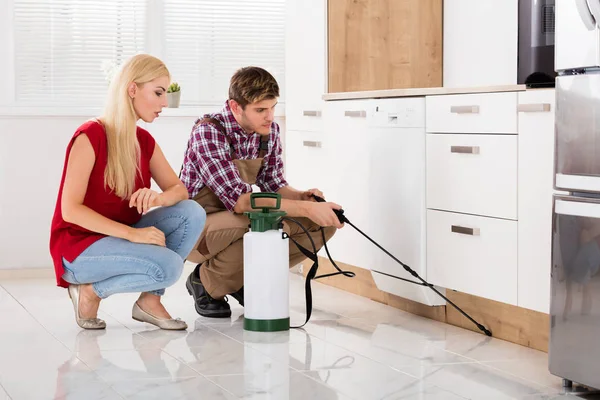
[129,188,163,214]
[127,227,166,247]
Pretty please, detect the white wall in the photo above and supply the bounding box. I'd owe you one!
[0,112,285,270]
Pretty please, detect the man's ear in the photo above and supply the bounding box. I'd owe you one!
[229,99,243,115]
[128,83,137,99]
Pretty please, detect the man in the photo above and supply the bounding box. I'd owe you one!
[180,66,344,317]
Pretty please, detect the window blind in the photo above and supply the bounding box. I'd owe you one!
[163,0,285,106]
[13,0,146,107]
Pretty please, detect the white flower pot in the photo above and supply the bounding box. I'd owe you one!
[167,91,181,108]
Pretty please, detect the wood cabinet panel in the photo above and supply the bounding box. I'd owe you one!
[328,0,442,93]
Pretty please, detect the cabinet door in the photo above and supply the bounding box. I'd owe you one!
[425,92,518,134]
[518,89,556,313]
[285,0,326,132]
[426,133,518,220]
[443,0,518,87]
[322,99,374,269]
[366,126,427,285]
[327,0,442,92]
[284,130,328,194]
[427,209,518,305]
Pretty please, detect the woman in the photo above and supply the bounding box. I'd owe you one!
[49,54,205,330]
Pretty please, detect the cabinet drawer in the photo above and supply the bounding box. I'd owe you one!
[284,130,328,192]
[426,92,518,134]
[285,101,325,132]
[324,99,371,127]
[427,133,517,220]
[427,209,517,305]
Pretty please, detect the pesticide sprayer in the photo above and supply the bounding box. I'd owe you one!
[242,192,492,337]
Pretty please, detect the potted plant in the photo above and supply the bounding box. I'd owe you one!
[167,82,181,108]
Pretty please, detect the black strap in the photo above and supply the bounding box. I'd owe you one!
[283,225,355,329]
[258,134,269,159]
[179,117,228,178]
[284,232,319,329]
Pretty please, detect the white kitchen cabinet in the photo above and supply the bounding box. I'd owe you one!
[321,99,374,270]
[307,87,556,313]
[427,209,518,305]
[517,89,556,313]
[424,87,557,312]
[426,133,518,220]
[284,0,326,132]
[364,98,444,306]
[284,130,328,194]
[443,0,518,87]
[426,92,518,134]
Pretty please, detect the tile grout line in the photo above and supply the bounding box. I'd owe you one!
[181,324,359,400]
[416,359,559,397]
[0,283,75,350]
[204,315,471,383]
[154,322,351,398]
[208,318,431,384]
[1,276,559,398]
[436,339,562,391]
[0,381,11,400]
[134,324,243,399]
[478,360,564,393]
[293,371,362,400]
[107,298,556,396]
[0,283,128,399]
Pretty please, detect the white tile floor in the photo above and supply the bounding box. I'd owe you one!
[1,263,599,400]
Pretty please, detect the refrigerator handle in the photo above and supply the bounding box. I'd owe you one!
[588,0,600,28]
[575,0,597,30]
[555,198,600,218]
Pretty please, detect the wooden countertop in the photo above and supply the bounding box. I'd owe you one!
[322,84,529,101]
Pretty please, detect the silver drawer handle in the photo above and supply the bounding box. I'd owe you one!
[344,110,366,118]
[303,110,322,117]
[451,225,480,236]
[303,141,321,148]
[450,105,480,114]
[451,146,480,154]
[517,103,551,113]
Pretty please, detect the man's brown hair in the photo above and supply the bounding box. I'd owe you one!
[229,66,280,108]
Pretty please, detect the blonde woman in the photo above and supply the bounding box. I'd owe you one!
[49,54,205,330]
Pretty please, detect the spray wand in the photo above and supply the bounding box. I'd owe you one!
[312,194,492,337]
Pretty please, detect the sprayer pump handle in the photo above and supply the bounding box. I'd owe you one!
[250,193,281,212]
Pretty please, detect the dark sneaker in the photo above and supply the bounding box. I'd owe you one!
[186,265,231,318]
[229,286,244,306]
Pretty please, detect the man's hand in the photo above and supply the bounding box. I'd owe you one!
[301,188,324,202]
[305,202,344,229]
[129,188,163,215]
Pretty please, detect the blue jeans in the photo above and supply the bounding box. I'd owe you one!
[62,200,206,299]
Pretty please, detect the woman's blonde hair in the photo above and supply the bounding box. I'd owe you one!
[99,54,170,199]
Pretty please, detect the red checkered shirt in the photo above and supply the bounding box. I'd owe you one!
[180,101,288,211]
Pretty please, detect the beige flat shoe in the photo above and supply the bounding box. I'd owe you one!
[68,284,106,330]
[132,302,187,331]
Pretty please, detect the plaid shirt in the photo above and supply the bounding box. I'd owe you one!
[180,101,288,211]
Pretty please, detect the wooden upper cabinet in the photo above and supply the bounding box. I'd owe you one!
[328,0,443,93]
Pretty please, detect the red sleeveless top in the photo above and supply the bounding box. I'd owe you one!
[49,120,156,287]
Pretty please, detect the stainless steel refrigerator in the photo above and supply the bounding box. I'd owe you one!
[550,0,600,389]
